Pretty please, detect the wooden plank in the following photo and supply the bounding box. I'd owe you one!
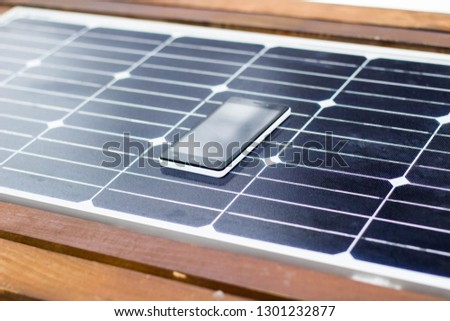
[0,237,246,300]
[129,0,450,33]
[0,202,440,300]
[2,0,450,52]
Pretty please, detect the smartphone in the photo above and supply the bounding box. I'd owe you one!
[160,97,291,178]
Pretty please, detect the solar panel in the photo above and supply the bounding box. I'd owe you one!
[0,7,449,297]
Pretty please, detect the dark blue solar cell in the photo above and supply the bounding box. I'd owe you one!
[0,168,98,202]
[240,67,345,89]
[440,124,450,135]
[0,150,12,163]
[263,128,296,145]
[107,173,236,209]
[160,46,253,63]
[428,134,450,153]
[319,106,438,132]
[145,55,239,74]
[44,55,130,73]
[368,58,450,77]
[93,189,218,227]
[42,127,148,152]
[173,37,263,53]
[407,166,450,189]
[87,28,169,42]
[266,47,366,65]
[26,65,113,86]
[58,45,145,62]
[176,115,204,130]
[64,113,168,139]
[0,25,70,41]
[260,164,391,197]
[0,115,47,136]
[210,91,320,115]
[391,185,450,209]
[281,114,309,130]
[227,195,367,235]
[228,78,333,101]
[245,178,381,215]
[7,76,99,97]
[195,102,221,115]
[352,239,450,278]
[345,80,450,104]
[97,88,200,112]
[127,160,252,192]
[72,35,157,52]
[113,78,211,99]
[358,68,450,90]
[81,101,184,126]
[280,146,408,179]
[336,92,450,117]
[378,200,450,230]
[0,100,66,122]
[305,118,431,147]
[214,213,354,254]
[4,153,116,186]
[293,132,420,163]
[9,18,84,32]
[0,47,43,61]
[416,150,450,170]
[0,132,30,151]
[0,60,24,72]
[132,66,228,86]
[0,35,58,51]
[362,221,450,253]
[253,56,357,77]
[23,139,136,171]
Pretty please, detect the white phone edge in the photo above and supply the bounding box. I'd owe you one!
[159,107,291,178]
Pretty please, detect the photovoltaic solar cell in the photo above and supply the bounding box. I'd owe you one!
[0,8,449,296]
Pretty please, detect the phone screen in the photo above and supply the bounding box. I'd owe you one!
[160,97,290,177]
